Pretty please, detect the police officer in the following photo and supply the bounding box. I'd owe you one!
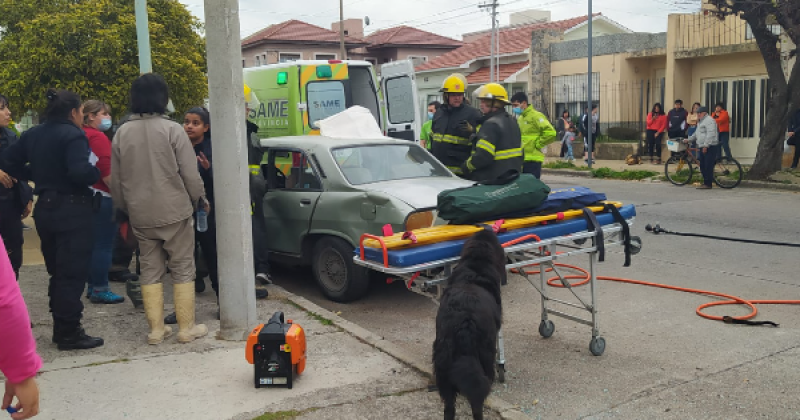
[2,89,103,350]
[430,74,482,176]
[0,94,33,279]
[460,83,523,181]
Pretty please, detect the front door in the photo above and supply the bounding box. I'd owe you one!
[380,59,421,141]
[262,148,323,254]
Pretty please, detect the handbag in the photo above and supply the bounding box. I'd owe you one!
[437,170,551,225]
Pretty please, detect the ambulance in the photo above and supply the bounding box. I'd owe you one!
[243,59,421,141]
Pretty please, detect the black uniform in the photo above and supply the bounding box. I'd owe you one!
[430,103,482,176]
[193,136,219,296]
[461,109,523,182]
[1,119,101,345]
[0,128,32,279]
[247,120,271,276]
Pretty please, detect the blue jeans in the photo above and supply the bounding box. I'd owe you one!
[89,196,116,293]
[700,145,719,187]
[566,142,574,160]
[718,132,731,160]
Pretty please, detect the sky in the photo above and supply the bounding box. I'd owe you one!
[179,0,702,40]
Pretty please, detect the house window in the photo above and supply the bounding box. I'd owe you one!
[255,56,261,66]
[745,24,781,40]
[551,73,600,120]
[242,59,246,68]
[279,53,302,63]
[263,54,268,65]
[407,56,428,67]
[315,53,337,60]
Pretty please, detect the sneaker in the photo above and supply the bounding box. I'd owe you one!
[255,288,269,300]
[255,273,272,285]
[164,312,177,325]
[90,290,125,304]
[55,328,104,351]
[696,184,712,189]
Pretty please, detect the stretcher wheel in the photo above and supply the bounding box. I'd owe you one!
[589,337,606,356]
[497,364,505,383]
[538,320,555,338]
[629,236,643,255]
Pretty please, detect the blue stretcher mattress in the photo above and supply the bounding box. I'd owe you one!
[358,205,636,268]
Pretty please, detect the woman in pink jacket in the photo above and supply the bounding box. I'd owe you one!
[0,237,41,419]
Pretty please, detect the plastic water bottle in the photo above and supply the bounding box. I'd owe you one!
[196,202,208,233]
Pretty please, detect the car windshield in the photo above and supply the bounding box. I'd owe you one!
[332,144,451,185]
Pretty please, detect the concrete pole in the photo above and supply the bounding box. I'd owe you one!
[339,0,346,59]
[587,0,593,168]
[204,0,257,341]
[134,0,152,73]
[490,1,496,83]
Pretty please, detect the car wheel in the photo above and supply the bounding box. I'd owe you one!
[311,237,370,303]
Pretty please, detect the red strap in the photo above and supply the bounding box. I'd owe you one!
[401,231,418,244]
[492,219,505,233]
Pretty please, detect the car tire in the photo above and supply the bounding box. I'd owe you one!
[311,237,370,303]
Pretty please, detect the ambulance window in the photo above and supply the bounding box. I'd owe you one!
[385,75,415,124]
[348,66,381,126]
[307,81,346,126]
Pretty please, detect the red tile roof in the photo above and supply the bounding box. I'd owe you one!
[242,19,366,47]
[416,14,599,72]
[365,26,462,48]
[465,61,529,84]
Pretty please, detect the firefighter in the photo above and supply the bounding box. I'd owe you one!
[430,74,482,176]
[460,83,523,181]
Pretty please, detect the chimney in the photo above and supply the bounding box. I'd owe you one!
[332,19,364,39]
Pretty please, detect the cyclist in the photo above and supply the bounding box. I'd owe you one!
[685,106,718,190]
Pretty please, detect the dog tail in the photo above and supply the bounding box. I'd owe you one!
[450,355,492,403]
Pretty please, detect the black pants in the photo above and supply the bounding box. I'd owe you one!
[646,130,662,159]
[522,161,543,179]
[700,145,719,187]
[792,144,800,169]
[252,212,270,275]
[34,194,94,336]
[196,214,219,295]
[0,199,24,279]
[110,231,135,272]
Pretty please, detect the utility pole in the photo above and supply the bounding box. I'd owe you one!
[134,0,152,73]
[587,0,593,168]
[339,0,346,60]
[479,0,499,83]
[204,0,257,340]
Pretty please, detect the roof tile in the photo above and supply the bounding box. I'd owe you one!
[465,61,529,84]
[242,19,365,47]
[365,26,462,48]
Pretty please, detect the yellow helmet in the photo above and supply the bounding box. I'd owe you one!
[440,74,467,93]
[475,83,510,106]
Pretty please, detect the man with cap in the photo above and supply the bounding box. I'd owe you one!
[430,74,482,176]
[685,106,719,189]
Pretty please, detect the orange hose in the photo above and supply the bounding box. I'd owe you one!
[511,263,800,322]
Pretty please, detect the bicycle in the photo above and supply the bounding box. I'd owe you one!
[664,138,743,188]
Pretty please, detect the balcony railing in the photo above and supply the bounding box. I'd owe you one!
[674,13,760,56]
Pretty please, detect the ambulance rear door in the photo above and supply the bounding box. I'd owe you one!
[380,60,421,142]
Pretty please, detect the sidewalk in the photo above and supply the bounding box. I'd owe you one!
[541,157,800,191]
[8,265,508,420]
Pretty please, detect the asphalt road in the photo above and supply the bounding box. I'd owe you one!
[272,175,800,419]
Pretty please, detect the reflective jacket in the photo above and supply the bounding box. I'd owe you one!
[461,110,523,182]
[430,104,482,175]
[517,106,557,162]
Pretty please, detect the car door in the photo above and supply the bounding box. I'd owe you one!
[380,59,421,142]
[262,148,323,255]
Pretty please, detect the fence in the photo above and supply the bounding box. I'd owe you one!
[551,76,666,149]
[673,12,765,55]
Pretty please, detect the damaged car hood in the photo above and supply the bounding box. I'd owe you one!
[359,177,473,209]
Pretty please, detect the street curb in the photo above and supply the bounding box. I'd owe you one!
[542,168,800,192]
[275,286,529,420]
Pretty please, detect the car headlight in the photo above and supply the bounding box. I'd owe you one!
[404,210,435,231]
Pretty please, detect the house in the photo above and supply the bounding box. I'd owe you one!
[241,19,462,70]
[415,11,631,112]
[352,26,462,68]
[241,19,366,67]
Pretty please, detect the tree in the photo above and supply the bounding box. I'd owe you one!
[706,0,798,179]
[0,0,207,120]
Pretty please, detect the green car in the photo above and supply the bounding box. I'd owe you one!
[258,135,471,302]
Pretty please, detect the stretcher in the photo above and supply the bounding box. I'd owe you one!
[354,204,639,380]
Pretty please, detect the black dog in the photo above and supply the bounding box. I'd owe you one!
[433,229,505,420]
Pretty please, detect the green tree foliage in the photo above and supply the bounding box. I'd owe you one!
[0,0,207,120]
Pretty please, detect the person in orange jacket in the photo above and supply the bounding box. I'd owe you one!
[646,103,667,164]
[713,102,731,161]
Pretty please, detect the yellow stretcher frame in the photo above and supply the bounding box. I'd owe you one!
[362,201,623,250]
